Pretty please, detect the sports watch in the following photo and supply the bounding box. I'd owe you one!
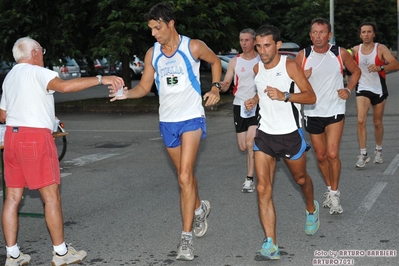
[380,65,385,71]
[211,82,222,91]
[284,91,290,102]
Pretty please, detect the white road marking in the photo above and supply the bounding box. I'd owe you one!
[63,153,119,166]
[383,154,399,175]
[352,182,387,230]
[355,182,387,213]
[61,173,72,178]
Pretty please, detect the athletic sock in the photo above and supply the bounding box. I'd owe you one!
[360,148,367,155]
[6,244,20,258]
[194,204,204,216]
[54,242,68,256]
[182,231,193,239]
[327,186,331,192]
[329,190,338,197]
[375,145,382,151]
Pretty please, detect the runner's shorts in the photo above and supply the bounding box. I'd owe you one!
[356,90,388,105]
[304,114,344,134]
[4,126,60,189]
[253,128,310,161]
[159,117,206,148]
[233,104,259,133]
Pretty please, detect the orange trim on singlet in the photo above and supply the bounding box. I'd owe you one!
[355,43,386,79]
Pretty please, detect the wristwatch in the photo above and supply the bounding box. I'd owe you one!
[96,75,102,85]
[284,91,290,102]
[380,65,385,71]
[211,82,222,91]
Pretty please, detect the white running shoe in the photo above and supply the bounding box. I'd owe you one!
[5,251,31,266]
[323,190,331,208]
[356,154,370,168]
[373,149,383,164]
[176,235,194,261]
[242,179,255,193]
[51,244,87,266]
[329,192,343,215]
[193,200,211,237]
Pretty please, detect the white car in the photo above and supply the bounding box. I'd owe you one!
[116,55,144,80]
[129,55,144,79]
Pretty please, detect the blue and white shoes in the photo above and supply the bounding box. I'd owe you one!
[258,237,280,260]
[305,200,320,236]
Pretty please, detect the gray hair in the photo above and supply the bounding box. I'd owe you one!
[12,37,40,62]
[240,28,256,40]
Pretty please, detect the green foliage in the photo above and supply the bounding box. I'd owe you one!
[0,0,396,69]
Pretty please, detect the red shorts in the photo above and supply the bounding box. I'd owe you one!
[3,126,60,189]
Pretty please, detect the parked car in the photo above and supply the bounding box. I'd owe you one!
[278,51,298,60]
[217,55,232,73]
[52,57,81,80]
[116,55,144,80]
[76,56,95,77]
[280,42,300,52]
[94,58,118,76]
[128,55,144,80]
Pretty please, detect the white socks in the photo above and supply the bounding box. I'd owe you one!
[182,231,193,239]
[194,203,204,216]
[329,190,338,197]
[6,244,19,258]
[53,242,67,256]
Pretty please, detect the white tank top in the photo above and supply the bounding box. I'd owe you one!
[303,46,346,117]
[152,35,204,122]
[255,56,302,135]
[232,54,260,105]
[356,43,384,95]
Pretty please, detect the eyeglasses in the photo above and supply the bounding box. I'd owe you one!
[34,47,46,55]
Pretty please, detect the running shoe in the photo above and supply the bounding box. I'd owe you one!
[356,153,370,168]
[329,192,343,215]
[323,190,331,208]
[258,237,280,260]
[176,235,194,261]
[51,244,87,266]
[305,200,320,236]
[5,251,31,266]
[193,200,211,237]
[242,179,255,193]
[373,149,383,164]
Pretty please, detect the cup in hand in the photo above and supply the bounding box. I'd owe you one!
[116,87,124,98]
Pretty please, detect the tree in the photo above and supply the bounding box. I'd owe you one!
[0,0,396,89]
[284,0,397,49]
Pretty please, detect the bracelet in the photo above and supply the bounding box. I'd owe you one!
[344,88,351,94]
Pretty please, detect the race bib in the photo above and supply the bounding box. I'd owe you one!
[240,101,256,118]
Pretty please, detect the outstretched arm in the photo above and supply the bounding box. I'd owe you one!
[110,48,156,102]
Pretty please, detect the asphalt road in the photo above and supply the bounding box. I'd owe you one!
[0,73,398,265]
